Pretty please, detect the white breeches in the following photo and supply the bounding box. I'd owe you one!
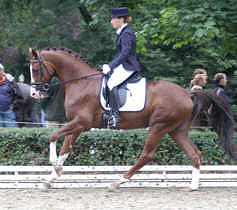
[107,64,134,90]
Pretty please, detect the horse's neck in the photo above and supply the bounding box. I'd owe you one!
[43,51,98,81]
[43,51,102,98]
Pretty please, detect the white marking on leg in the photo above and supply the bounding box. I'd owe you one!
[51,153,69,177]
[50,142,57,165]
[57,153,69,166]
[190,167,200,191]
[46,167,60,185]
[118,175,129,184]
[108,174,129,192]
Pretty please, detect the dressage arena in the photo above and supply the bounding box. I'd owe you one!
[1,165,237,210]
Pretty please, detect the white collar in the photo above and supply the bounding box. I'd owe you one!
[116,23,128,35]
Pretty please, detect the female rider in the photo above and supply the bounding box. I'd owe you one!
[102,7,142,128]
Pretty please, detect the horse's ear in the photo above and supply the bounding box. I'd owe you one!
[29,48,37,58]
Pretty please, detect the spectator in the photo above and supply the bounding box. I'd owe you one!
[0,63,23,127]
[189,68,208,90]
[190,74,207,91]
[212,73,230,106]
[190,69,208,128]
[207,73,232,128]
[193,68,207,77]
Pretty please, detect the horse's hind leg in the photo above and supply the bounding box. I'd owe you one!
[169,126,201,191]
[108,126,165,191]
[125,126,165,179]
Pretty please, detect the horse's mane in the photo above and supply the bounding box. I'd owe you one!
[42,47,92,67]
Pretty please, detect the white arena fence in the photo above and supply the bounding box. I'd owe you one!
[0,165,237,189]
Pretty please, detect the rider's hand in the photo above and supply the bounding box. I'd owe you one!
[102,64,111,75]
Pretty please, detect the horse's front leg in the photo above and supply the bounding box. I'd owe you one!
[44,134,79,190]
[49,141,57,166]
[46,119,82,183]
[47,130,61,184]
[53,133,78,176]
[47,138,67,183]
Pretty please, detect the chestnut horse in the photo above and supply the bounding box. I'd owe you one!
[29,48,236,190]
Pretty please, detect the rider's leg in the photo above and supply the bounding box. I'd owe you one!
[107,64,134,127]
[107,64,134,89]
[108,86,120,127]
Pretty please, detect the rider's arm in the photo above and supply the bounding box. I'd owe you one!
[108,31,133,70]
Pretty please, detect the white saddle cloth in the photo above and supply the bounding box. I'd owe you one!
[99,77,147,112]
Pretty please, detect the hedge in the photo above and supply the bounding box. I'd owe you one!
[0,128,235,166]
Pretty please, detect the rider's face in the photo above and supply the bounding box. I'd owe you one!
[110,17,124,29]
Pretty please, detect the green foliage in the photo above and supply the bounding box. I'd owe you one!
[134,0,237,86]
[146,0,237,54]
[0,0,236,101]
[0,128,235,166]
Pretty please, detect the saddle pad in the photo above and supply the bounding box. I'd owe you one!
[99,77,147,112]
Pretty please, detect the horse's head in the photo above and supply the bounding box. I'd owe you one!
[29,48,56,98]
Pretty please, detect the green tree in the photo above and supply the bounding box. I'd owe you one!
[0,0,236,98]
[138,0,237,80]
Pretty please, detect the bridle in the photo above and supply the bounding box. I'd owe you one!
[30,50,102,92]
[30,50,56,92]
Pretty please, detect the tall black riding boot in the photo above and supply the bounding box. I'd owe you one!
[108,87,120,128]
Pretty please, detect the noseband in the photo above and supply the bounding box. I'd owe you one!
[31,50,102,92]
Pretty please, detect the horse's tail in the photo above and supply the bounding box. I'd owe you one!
[190,90,237,160]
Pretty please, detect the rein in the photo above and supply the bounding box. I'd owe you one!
[31,51,102,91]
[61,72,102,85]
[31,72,102,92]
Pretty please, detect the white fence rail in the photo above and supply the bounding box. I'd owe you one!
[0,165,237,189]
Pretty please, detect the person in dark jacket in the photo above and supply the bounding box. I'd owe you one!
[102,7,142,127]
[0,63,23,127]
[212,73,230,106]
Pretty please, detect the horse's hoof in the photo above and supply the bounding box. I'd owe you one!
[40,182,51,191]
[108,182,120,192]
[55,166,63,176]
[189,185,199,192]
[189,188,198,192]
